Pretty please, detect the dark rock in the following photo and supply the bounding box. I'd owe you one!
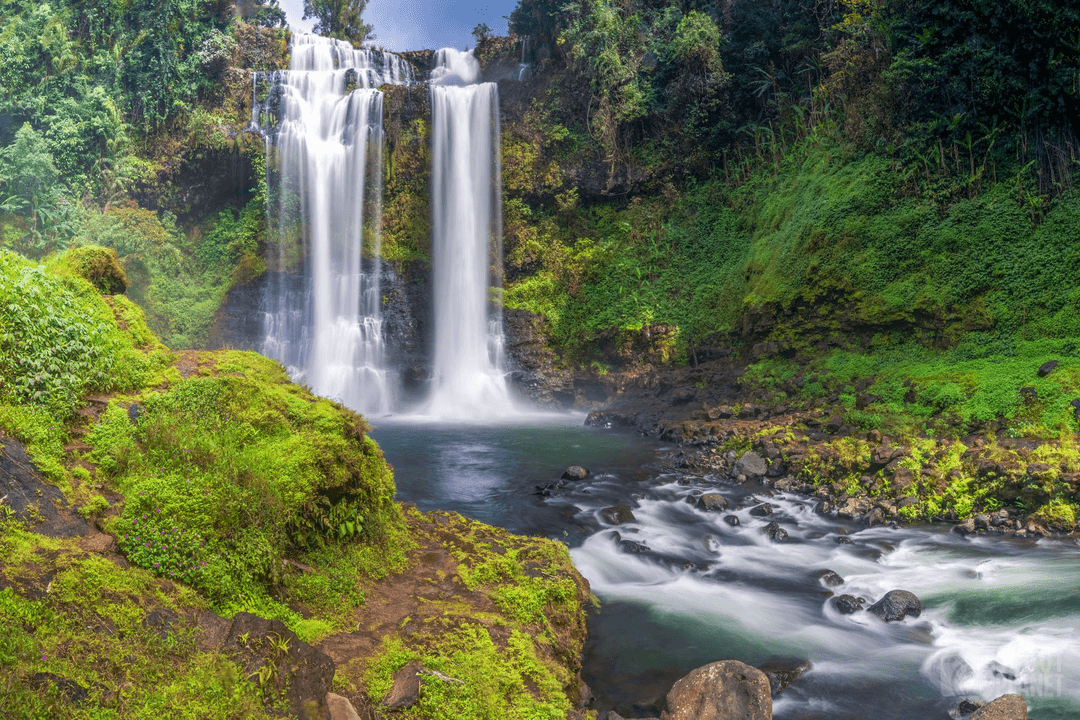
[197,609,232,652]
[600,504,636,525]
[958,699,984,716]
[611,532,651,554]
[660,660,771,720]
[225,612,335,717]
[748,503,774,517]
[1037,360,1058,377]
[824,416,844,433]
[988,661,1018,681]
[734,451,768,478]
[1071,397,1080,416]
[127,402,142,423]
[1019,386,1037,405]
[695,493,729,512]
[383,660,422,709]
[762,522,787,541]
[143,608,182,640]
[562,466,591,481]
[723,514,740,527]
[832,595,865,614]
[866,589,922,621]
[0,438,89,538]
[30,672,89,704]
[817,570,844,588]
[968,694,1027,719]
[757,658,812,697]
[834,535,853,544]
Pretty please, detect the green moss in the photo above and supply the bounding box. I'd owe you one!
[45,245,129,294]
[365,628,570,720]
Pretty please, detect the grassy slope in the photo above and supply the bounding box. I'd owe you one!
[0,249,588,718]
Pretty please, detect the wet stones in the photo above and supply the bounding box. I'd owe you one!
[723,515,740,527]
[816,570,844,588]
[762,522,787,541]
[866,589,922,621]
[695,493,729,512]
[832,594,865,614]
[966,693,1028,719]
[562,466,591,481]
[600,504,636,525]
[660,660,772,720]
[610,531,650,554]
[757,658,813,697]
[748,503,774,517]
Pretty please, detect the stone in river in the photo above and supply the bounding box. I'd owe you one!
[816,570,844,587]
[562,466,590,481]
[762,521,787,541]
[968,693,1027,719]
[832,594,865,614]
[695,493,729,512]
[757,658,813,697]
[866,589,922,621]
[660,660,771,720]
[600,504,636,525]
[723,514,740,527]
[748,503,774,517]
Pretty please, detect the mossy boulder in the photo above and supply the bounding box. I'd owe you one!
[48,245,130,295]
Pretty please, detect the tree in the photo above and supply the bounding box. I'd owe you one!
[303,0,374,45]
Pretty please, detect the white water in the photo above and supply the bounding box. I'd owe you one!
[564,473,1080,718]
[424,49,516,421]
[257,34,413,415]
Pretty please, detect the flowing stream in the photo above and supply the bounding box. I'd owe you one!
[373,419,1080,720]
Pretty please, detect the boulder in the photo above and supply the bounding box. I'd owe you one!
[600,504,636,525]
[1037,360,1058,377]
[832,595,865,614]
[866,589,922,621]
[734,451,768,479]
[224,612,335,717]
[816,570,844,588]
[723,515,741,527]
[748,503,774,517]
[762,521,787,541]
[382,660,422,709]
[969,694,1027,719]
[660,660,771,720]
[696,493,729,512]
[562,466,590,481]
[326,692,362,720]
[757,658,812,696]
[611,532,650,554]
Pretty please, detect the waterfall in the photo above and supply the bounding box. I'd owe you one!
[426,48,515,419]
[255,34,413,415]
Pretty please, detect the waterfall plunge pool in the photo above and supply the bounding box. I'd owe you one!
[372,418,1080,719]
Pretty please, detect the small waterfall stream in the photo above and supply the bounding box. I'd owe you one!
[255,34,412,415]
[425,48,515,420]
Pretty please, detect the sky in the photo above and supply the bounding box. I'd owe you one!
[277,0,518,53]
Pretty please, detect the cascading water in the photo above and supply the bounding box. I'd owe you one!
[255,34,412,415]
[425,48,515,419]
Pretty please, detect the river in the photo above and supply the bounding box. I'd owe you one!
[372,415,1080,719]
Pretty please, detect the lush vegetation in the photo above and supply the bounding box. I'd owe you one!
[0,0,282,347]
[1,249,589,717]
